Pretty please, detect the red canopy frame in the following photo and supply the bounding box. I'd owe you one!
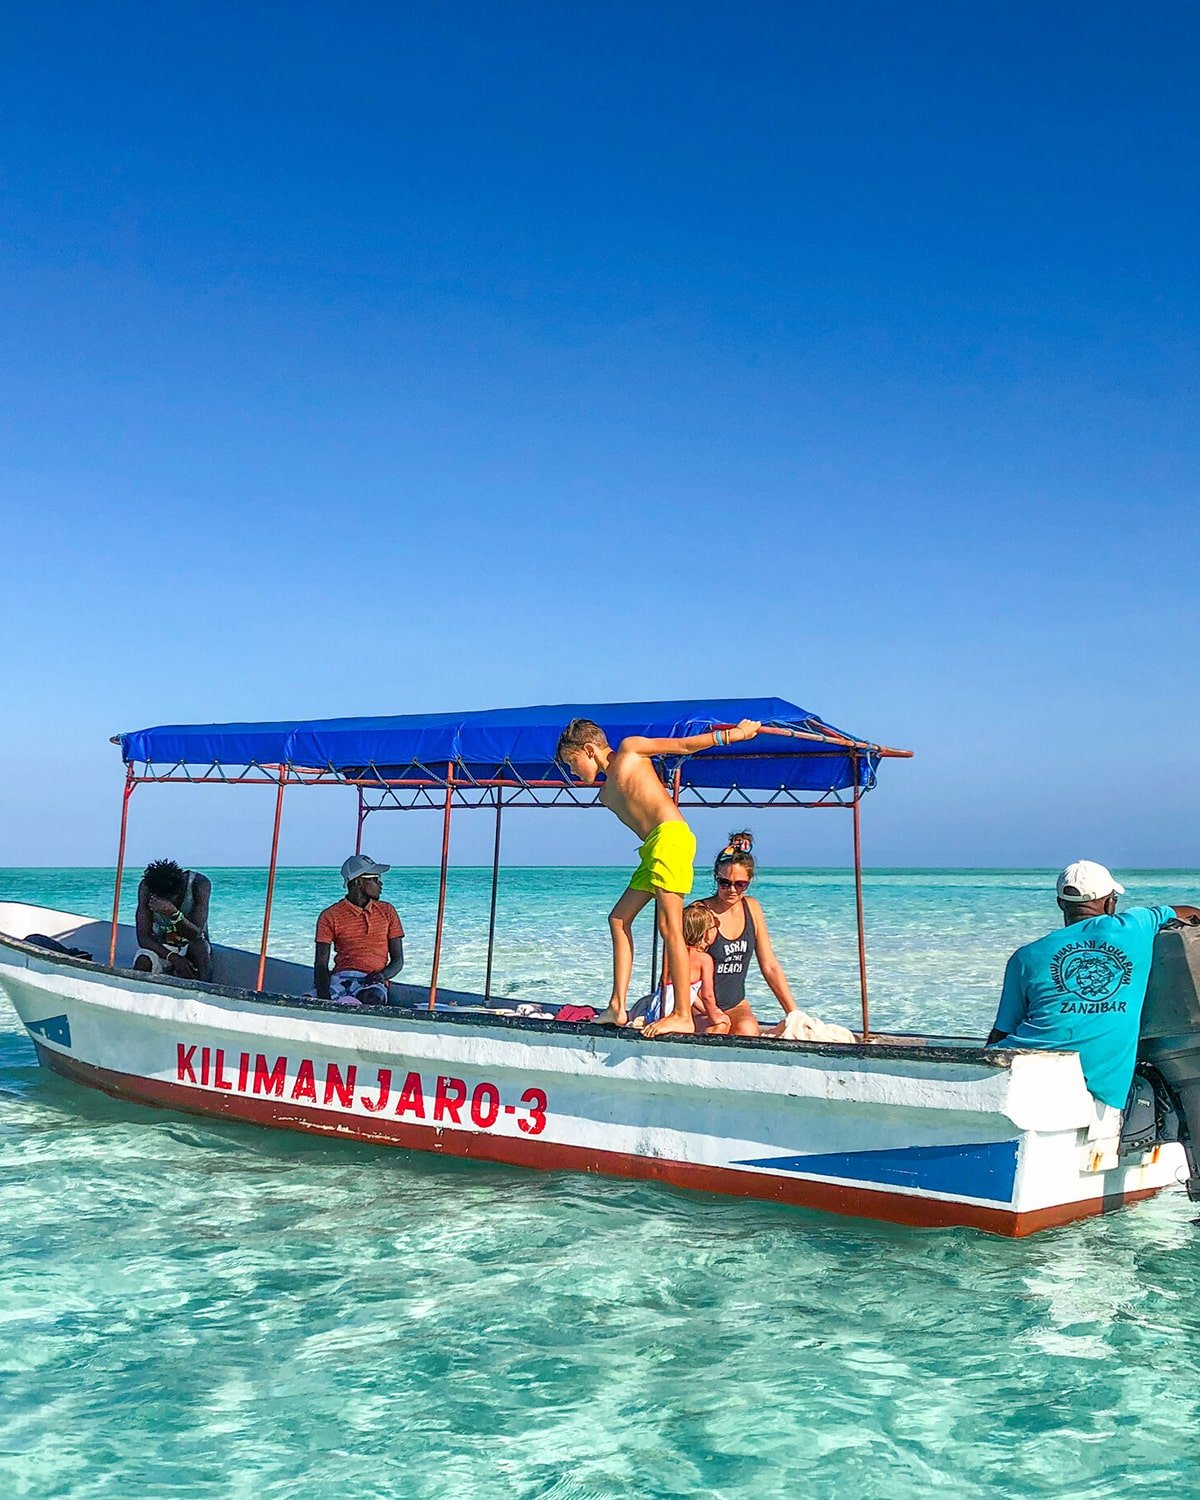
[108,746,896,1038]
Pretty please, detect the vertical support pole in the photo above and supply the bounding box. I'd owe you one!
[851,755,870,1040]
[108,766,136,966]
[657,764,683,992]
[256,767,288,992]
[484,787,504,1000]
[428,761,455,1011]
[355,785,365,855]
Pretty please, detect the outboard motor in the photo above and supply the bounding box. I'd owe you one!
[1119,1068,1178,1156]
[1138,921,1200,1200]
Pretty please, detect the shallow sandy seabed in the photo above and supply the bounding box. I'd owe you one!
[3,867,1199,1499]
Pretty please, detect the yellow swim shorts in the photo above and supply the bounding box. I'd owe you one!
[629,821,697,897]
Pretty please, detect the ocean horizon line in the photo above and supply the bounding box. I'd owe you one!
[3,864,1198,876]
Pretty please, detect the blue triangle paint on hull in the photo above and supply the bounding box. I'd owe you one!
[27,1014,72,1048]
[735,1139,1020,1203]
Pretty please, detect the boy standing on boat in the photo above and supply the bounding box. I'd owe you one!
[556,716,761,1037]
[314,855,405,1005]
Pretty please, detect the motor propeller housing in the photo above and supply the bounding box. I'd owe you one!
[1139,923,1200,1200]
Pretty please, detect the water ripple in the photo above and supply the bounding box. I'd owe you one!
[3,868,1200,1497]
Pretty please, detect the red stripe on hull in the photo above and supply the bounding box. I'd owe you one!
[35,1045,1162,1237]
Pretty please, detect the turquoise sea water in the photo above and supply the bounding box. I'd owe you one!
[4,867,1200,1498]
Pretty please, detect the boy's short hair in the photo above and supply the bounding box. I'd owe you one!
[683,902,716,946]
[556,718,609,761]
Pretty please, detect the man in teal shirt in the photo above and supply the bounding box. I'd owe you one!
[989,862,1200,1109]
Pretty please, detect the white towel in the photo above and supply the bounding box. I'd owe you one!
[777,1010,856,1044]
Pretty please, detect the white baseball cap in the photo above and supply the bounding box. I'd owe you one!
[1056,860,1125,904]
[340,854,391,885]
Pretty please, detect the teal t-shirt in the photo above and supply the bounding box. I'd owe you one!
[991,906,1176,1108]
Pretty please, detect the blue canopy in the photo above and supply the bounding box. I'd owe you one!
[118,697,907,795]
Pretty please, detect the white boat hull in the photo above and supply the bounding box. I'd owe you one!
[0,903,1185,1235]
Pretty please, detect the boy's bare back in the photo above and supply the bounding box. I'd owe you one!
[559,718,762,841]
[598,743,685,839]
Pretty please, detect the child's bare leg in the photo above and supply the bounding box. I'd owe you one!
[643,892,695,1038]
[597,886,652,1026]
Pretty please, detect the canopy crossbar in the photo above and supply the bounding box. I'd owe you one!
[118,756,887,808]
[110,699,910,1036]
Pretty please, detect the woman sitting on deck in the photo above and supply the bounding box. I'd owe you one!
[696,832,803,1038]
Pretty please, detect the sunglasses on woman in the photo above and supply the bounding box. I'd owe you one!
[717,877,750,892]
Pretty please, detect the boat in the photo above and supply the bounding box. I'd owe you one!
[2,697,1196,1236]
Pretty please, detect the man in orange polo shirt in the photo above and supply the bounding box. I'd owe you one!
[314,855,405,1005]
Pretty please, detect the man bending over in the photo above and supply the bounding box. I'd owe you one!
[134,859,213,981]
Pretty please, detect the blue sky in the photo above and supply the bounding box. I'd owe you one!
[1,1,1196,870]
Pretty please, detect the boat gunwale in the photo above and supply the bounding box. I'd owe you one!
[0,924,1018,1069]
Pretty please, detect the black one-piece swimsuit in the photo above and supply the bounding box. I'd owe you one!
[709,903,757,1013]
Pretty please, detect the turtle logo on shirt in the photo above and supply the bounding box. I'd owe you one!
[1050,940,1133,1003]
